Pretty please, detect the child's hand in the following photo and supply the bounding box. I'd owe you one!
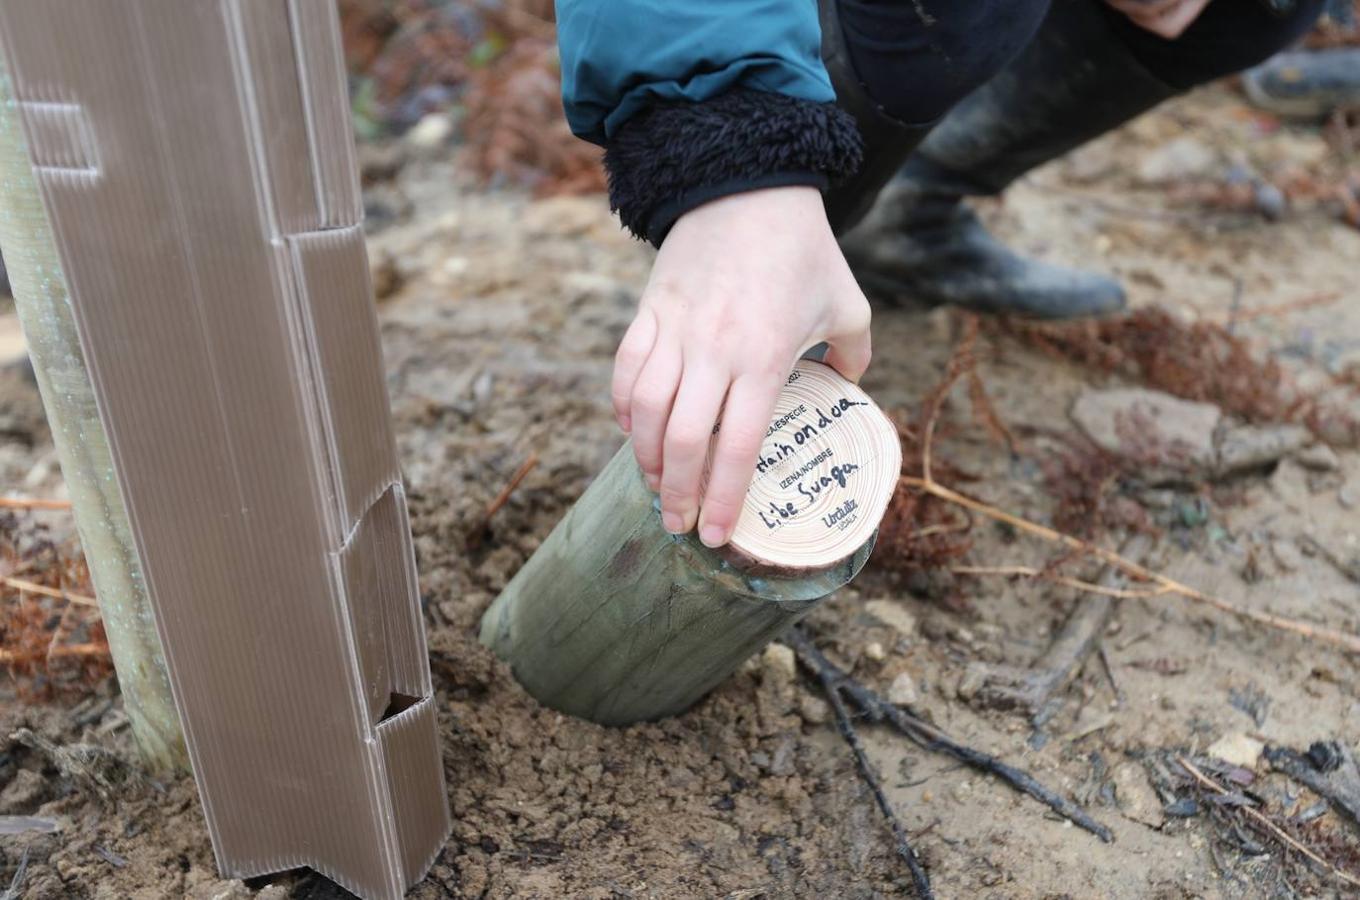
[612,186,872,547]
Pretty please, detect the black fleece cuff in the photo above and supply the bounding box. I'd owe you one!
[604,89,863,247]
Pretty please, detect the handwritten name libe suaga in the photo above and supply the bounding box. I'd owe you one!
[745,396,869,533]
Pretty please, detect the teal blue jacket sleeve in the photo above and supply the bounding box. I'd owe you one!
[556,0,836,144]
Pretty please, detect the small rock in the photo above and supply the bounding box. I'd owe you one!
[1340,485,1359,510]
[1271,537,1304,573]
[887,673,920,707]
[1217,424,1311,475]
[405,111,454,150]
[1136,136,1219,185]
[186,880,252,900]
[1296,443,1341,472]
[798,694,830,725]
[1111,761,1165,829]
[956,662,990,702]
[864,599,917,638]
[1071,388,1220,475]
[1207,732,1265,769]
[761,642,797,684]
[863,641,887,662]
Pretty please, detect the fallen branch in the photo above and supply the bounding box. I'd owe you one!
[902,475,1360,655]
[964,535,1153,719]
[807,636,934,899]
[0,496,71,511]
[787,628,1113,865]
[1179,756,1360,890]
[2,575,97,608]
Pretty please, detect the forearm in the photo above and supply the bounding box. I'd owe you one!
[556,0,864,245]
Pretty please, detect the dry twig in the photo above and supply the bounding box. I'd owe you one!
[0,497,71,511]
[483,451,540,521]
[2,575,97,608]
[1179,756,1360,890]
[903,475,1360,654]
[950,564,1172,601]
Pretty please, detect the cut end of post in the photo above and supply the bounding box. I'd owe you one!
[709,360,901,573]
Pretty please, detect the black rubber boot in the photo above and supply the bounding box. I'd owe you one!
[818,0,934,234]
[839,0,1180,319]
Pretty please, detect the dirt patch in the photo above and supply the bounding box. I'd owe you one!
[4,81,1360,898]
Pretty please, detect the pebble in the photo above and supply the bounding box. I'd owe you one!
[1217,424,1311,475]
[863,641,887,662]
[761,642,797,684]
[887,672,920,707]
[1207,732,1264,769]
[1111,761,1165,829]
[1340,485,1359,510]
[798,694,830,725]
[1271,537,1303,573]
[956,662,990,701]
[405,111,454,150]
[185,881,252,900]
[1296,443,1341,472]
[863,599,917,638]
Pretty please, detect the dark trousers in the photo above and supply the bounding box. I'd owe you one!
[837,0,1327,124]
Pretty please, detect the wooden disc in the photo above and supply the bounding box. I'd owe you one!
[704,360,902,572]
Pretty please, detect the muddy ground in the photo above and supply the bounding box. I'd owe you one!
[3,82,1360,899]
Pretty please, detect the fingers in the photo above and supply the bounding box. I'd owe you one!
[697,371,783,548]
[658,362,729,534]
[612,308,658,433]
[628,338,682,492]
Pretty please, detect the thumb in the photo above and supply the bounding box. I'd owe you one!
[822,305,872,383]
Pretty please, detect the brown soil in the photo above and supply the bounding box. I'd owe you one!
[4,83,1360,899]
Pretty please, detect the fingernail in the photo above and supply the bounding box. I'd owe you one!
[646,474,660,492]
[662,511,685,534]
[619,415,631,434]
[700,524,726,548]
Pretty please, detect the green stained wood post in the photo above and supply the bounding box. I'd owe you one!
[479,441,876,725]
[480,360,903,726]
[0,61,186,771]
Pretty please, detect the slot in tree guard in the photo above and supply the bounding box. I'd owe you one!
[0,3,450,897]
[481,360,901,725]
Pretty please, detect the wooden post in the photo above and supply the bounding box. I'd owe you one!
[0,52,185,772]
[481,360,902,725]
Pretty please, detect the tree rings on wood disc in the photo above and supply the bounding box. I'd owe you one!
[704,360,902,572]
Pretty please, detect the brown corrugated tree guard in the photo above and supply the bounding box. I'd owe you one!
[481,360,903,725]
[0,2,449,898]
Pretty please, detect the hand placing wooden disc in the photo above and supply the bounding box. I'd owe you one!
[706,360,902,571]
